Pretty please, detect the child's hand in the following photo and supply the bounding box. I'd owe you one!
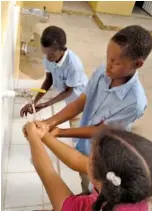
[23,122,48,140]
[34,121,49,139]
[22,122,37,142]
[50,127,60,137]
[35,121,50,132]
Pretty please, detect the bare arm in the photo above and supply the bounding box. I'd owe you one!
[54,123,106,139]
[34,72,53,104]
[42,133,88,174]
[39,86,73,108]
[44,93,87,129]
[27,126,73,211]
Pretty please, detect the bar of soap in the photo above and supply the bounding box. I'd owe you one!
[30,88,46,93]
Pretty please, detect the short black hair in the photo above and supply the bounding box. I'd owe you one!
[92,128,152,211]
[41,26,67,51]
[111,25,152,60]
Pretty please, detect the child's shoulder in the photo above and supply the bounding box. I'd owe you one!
[131,78,147,109]
[66,49,83,69]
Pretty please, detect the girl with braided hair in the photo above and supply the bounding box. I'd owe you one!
[24,123,152,211]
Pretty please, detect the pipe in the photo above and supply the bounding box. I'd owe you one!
[2,90,16,98]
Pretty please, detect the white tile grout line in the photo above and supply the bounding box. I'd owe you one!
[5,171,36,174]
[5,204,43,209]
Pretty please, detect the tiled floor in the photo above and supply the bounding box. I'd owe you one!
[3,80,82,211]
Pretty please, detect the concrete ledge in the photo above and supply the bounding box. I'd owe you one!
[94,12,152,33]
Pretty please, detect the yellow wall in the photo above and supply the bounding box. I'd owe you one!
[1,1,11,45]
[89,2,98,12]
[1,1,21,77]
[23,1,63,13]
[14,6,21,78]
[89,1,135,16]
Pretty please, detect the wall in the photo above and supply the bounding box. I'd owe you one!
[1,2,21,209]
[23,1,63,13]
[89,1,135,16]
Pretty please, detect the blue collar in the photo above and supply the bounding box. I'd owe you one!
[104,71,138,100]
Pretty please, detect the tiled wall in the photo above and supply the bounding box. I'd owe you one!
[3,87,81,210]
[1,3,20,209]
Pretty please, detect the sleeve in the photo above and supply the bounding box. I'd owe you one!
[84,64,105,96]
[104,103,146,129]
[61,195,93,211]
[66,67,80,88]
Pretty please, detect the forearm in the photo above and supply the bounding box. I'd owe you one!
[47,87,73,106]
[34,72,53,104]
[28,134,72,211]
[58,126,100,139]
[44,94,86,128]
[42,133,88,173]
[29,134,54,173]
[34,79,52,104]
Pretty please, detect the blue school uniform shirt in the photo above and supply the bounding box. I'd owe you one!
[43,49,88,103]
[75,64,147,155]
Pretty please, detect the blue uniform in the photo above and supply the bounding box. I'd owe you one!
[43,49,88,103]
[75,65,147,155]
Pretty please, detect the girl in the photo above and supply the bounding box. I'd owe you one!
[24,123,152,211]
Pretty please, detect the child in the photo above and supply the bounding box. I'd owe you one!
[36,25,152,191]
[20,26,88,117]
[24,122,152,211]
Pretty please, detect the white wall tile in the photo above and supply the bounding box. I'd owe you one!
[13,104,41,123]
[17,80,44,89]
[11,122,27,145]
[38,107,52,120]
[7,145,35,173]
[1,144,10,173]
[60,168,82,195]
[43,204,53,210]
[52,101,66,114]
[5,173,43,208]
[42,187,50,205]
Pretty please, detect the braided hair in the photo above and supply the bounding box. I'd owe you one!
[91,128,152,211]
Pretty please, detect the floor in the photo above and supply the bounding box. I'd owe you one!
[62,1,93,15]
[3,80,82,211]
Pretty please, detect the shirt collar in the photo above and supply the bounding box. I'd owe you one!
[56,49,68,67]
[104,71,138,100]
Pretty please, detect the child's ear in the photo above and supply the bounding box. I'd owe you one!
[135,59,144,69]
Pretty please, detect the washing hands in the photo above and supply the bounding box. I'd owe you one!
[23,121,60,140]
[20,101,51,117]
[20,88,48,118]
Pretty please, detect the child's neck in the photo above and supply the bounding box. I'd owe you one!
[110,75,133,89]
[55,51,65,63]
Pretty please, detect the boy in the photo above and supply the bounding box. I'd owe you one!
[20,26,88,117]
[35,25,152,191]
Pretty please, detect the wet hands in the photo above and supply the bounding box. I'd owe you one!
[23,121,60,143]
[23,121,49,141]
[20,101,50,117]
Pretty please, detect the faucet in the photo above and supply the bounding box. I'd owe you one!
[2,88,46,120]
